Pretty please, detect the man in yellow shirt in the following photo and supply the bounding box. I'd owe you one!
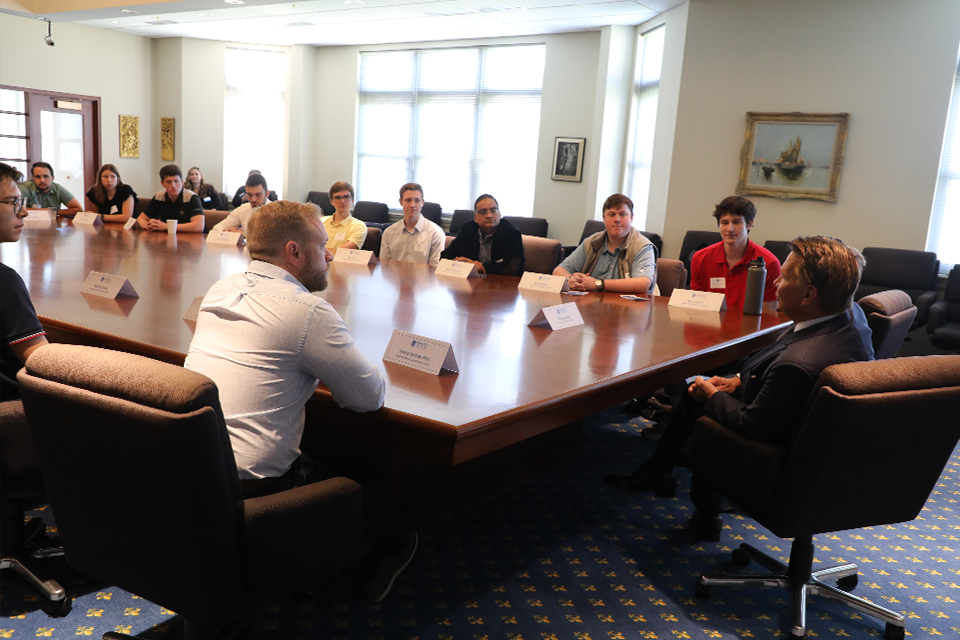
[321,181,367,254]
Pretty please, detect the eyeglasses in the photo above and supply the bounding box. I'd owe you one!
[477,207,499,216]
[332,195,353,202]
[0,196,25,214]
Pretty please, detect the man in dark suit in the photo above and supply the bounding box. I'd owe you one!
[441,194,525,276]
[604,236,874,539]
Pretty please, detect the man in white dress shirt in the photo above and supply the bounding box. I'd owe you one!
[379,182,445,266]
[210,173,270,235]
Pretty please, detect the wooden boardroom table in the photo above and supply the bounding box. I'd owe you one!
[2,219,792,527]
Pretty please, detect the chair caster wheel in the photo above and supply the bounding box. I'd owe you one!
[884,623,905,640]
[731,548,751,566]
[695,581,712,599]
[837,574,858,589]
[42,596,72,618]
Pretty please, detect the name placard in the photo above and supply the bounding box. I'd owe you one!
[23,217,53,229]
[183,294,205,322]
[529,302,584,331]
[518,272,569,294]
[668,289,727,312]
[24,210,52,221]
[123,217,141,231]
[333,248,373,264]
[80,271,139,299]
[383,330,458,375]
[73,212,102,226]
[436,259,478,278]
[206,230,243,246]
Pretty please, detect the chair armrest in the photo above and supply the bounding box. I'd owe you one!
[915,290,938,326]
[241,477,369,595]
[688,416,788,512]
[927,300,948,334]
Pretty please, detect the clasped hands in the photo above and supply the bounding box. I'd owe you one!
[566,272,599,291]
[688,374,741,403]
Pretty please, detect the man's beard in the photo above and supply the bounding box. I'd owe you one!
[300,258,328,293]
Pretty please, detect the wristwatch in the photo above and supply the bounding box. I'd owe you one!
[595,279,604,292]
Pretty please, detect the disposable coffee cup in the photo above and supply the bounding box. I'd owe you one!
[166,219,178,234]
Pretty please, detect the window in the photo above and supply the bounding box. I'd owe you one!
[223,48,286,199]
[357,44,545,214]
[622,25,665,229]
[927,46,960,274]
[0,88,29,176]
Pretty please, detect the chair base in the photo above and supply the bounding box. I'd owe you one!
[0,555,71,617]
[696,540,905,640]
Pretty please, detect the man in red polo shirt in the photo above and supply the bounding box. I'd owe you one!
[690,195,781,307]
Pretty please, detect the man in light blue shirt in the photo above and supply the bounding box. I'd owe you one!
[555,193,656,294]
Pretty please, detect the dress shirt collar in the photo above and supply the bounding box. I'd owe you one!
[329,214,355,228]
[402,214,428,234]
[247,259,307,292]
[793,311,843,333]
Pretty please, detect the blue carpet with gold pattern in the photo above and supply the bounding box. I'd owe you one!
[2,403,958,639]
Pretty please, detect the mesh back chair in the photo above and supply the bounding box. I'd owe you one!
[352,201,390,225]
[448,210,474,236]
[0,401,70,617]
[520,236,563,274]
[421,202,442,225]
[927,265,960,351]
[503,216,548,238]
[856,247,939,329]
[857,289,917,359]
[689,356,960,640]
[305,191,335,216]
[18,345,375,640]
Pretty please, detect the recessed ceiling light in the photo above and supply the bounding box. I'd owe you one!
[36,16,45,19]
[224,0,244,4]
[197,13,213,17]
[121,9,138,13]
[109,20,124,24]
[343,1,364,4]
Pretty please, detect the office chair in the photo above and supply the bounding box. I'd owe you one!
[762,239,791,266]
[562,220,662,258]
[504,216,548,238]
[677,230,721,283]
[520,235,563,274]
[655,258,686,297]
[420,202,443,225]
[855,247,939,329]
[305,191,335,216]
[856,289,917,359]
[0,400,70,617]
[927,265,960,351]
[361,225,382,257]
[448,209,474,236]
[352,200,390,225]
[17,344,375,640]
[688,355,960,640]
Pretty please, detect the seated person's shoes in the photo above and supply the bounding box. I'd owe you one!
[686,511,722,542]
[362,530,418,603]
[603,468,676,498]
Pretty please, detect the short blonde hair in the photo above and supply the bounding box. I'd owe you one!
[246,200,321,262]
[786,236,865,314]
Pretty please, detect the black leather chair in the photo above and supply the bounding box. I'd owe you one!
[448,209,473,236]
[562,220,662,258]
[353,201,390,226]
[855,247,940,329]
[927,265,960,351]
[762,239,792,266]
[421,202,442,225]
[361,226,382,257]
[0,401,70,617]
[503,216,548,238]
[305,191,335,216]
[857,289,917,359]
[18,344,375,640]
[677,230,721,283]
[689,356,960,640]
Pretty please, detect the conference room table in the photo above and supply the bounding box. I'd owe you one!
[2,218,792,527]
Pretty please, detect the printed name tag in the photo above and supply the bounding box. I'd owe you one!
[73,212,102,225]
[528,302,584,331]
[123,217,141,231]
[335,232,346,241]
[710,277,725,289]
[24,210,51,221]
[333,248,373,264]
[80,270,139,299]
[183,294,205,322]
[383,330,458,375]
[206,230,243,245]
[436,259,478,278]
[415,242,426,254]
[668,289,727,312]
[110,205,118,214]
[518,272,570,294]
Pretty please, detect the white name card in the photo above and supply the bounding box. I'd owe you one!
[333,248,373,264]
[73,212,102,226]
[206,230,243,246]
[518,272,569,294]
[123,217,141,231]
[436,259,478,278]
[24,210,52,221]
[23,217,53,229]
[528,302,584,331]
[183,294,205,322]
[383,330,458,375]
[80,270,139,299]
[668,289,727,312]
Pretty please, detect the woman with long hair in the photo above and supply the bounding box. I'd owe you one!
[185,167,224,210]
[84,164,137,223]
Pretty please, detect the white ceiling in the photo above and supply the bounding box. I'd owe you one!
[1,0,683,46]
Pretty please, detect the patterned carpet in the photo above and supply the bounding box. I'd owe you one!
[2,403,958,639]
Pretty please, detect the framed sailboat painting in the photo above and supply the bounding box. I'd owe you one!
[736,112,849,202]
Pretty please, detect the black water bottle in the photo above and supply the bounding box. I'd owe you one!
[743,256,766,315]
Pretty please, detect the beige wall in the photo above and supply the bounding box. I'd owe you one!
[659,0,960,258]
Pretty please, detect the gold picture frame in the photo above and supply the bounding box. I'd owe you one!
[161,117,175,161]
[119,115,139,158]
[736,112,849,202]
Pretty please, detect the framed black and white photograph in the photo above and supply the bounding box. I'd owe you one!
[552,137,585,182]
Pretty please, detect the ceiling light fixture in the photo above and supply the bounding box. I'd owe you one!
[121,9,138,13]
[223,0,244,4]
[197,13,213,17]
[109,20,124,24]
[343,1,365,5]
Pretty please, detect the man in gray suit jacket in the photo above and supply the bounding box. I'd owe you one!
[604,236,874,539]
